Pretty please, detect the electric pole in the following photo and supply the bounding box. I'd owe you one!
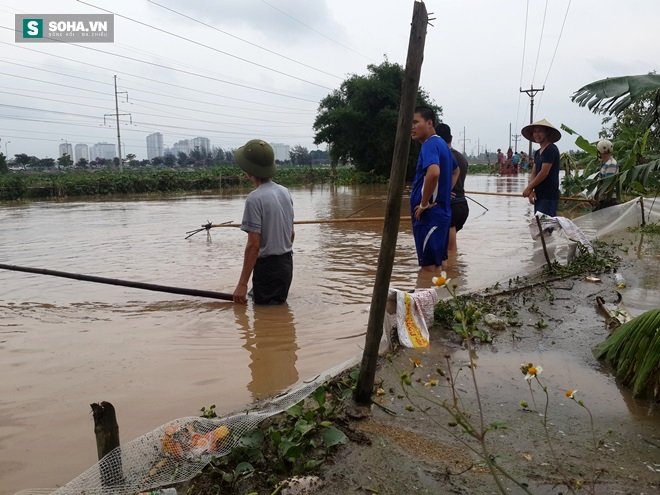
[105,75,131,172]
[512,133,521,152]
[509,122,512,149]
[520,85,544,157]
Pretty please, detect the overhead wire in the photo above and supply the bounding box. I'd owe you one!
[531,0,549,85]
[536,0,572,114]
[0,31,322,103]
[0,89,311,127]
[259,0,376,62]
[0,43,320,108]
[76,0,334,91]
[515,0,531,135]
[146,0,342,81]
[0,104,314,140]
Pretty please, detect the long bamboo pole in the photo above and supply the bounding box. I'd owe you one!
[206,216,411,229]
[0,264,233,301]
[465,190,592,202]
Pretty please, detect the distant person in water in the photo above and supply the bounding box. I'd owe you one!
[521,119,562,217]
[592,139,619,211]
[410,107,459,271]
[233,139,295,305]
[436,123,469,251]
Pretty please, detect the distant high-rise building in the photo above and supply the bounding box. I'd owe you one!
[146,132,164,160]
[270,143,290,162]
[190,137,211,153]
[59,143,73,157]
[90,142,116,161]
[74,144,89,163]
[172,139,190,156]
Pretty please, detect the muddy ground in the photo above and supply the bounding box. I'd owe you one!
[308,257,659,495]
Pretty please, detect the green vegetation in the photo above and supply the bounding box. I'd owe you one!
[187,371,358,494]
[562,73,660,200]
[594,308,660,399]
[0,166,386,201]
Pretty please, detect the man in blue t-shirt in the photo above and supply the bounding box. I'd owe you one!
[521,119,562,217]
[410,107,459,270]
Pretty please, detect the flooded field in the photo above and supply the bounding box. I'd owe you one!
[0,175,657,494]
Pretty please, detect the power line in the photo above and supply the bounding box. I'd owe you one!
[0,88,311,126]
[76,1,334,91]
[0,30,322,103]
[0,105,314,139]
[542,0,572,87]
[259,0,376,62]
[147,0,342,81]
[515,0,530,135]
[531,0,549,85]
[0,45,319,108]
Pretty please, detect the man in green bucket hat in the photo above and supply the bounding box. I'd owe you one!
[233,139,294,305]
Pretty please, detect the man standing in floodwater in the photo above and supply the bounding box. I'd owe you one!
[436,122,469,251]
[521,119,562,217]
[410,107,459,271]
[233,139,295,305]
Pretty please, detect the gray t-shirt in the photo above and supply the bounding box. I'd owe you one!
[241,181,294,258]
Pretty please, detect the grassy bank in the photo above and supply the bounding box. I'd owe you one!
[0,166,388,201]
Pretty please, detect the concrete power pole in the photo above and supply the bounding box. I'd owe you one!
[512,134,521,152]
[105,75,132,172]
[520,85,545,157]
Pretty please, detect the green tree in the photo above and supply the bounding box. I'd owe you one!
[75,157,89,169]
[290,145,311,166]
[163,155,176,167]
[0,153,8,174]
[57,153,73,168]
[13,153,30,166]
[313,60,440,177]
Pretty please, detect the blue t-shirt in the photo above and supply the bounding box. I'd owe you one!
[410,135,456,225]
[533,143,560,201]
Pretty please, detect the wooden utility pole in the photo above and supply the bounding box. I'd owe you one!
[520,85,544,157]
[354,1,429,405]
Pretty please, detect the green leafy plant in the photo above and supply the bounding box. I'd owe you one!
[594,308,660,398]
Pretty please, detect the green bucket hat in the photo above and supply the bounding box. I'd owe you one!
[235,139,276,179]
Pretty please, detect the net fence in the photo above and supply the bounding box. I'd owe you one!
[14,197,658,495]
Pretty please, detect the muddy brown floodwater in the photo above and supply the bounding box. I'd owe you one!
[0,176,657,494]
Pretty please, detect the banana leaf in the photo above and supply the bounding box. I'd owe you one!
[594,308,660,399]
[572,74,660,115]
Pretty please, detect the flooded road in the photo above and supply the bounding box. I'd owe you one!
[0,174,654,494]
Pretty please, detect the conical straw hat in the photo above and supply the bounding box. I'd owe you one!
[521,119,561,143]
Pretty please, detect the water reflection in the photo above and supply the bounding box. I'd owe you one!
[234,304,299,401]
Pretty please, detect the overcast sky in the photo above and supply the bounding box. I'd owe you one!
[0,0,658,160]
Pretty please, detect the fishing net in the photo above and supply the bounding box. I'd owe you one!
[14,355,360,495]
[13,197,659,495]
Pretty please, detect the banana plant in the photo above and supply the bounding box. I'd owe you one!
[565,74,660,200]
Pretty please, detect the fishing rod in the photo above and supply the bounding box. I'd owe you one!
[0,264,234,301]
[465,196,489,211]
[464,190,592,202]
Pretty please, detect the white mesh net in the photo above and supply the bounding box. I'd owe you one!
[14,355,359,495]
